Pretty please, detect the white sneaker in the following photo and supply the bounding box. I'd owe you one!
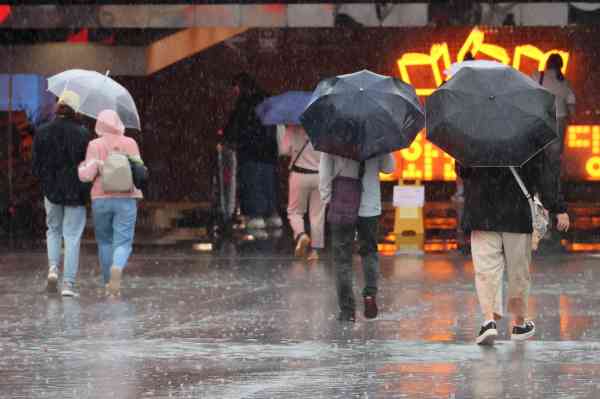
[266,215,283,228]
[511,320,536,341]
[47,267,59,293]
[476,321,498,345]
[246,217,266,229]
[61,281,77,297]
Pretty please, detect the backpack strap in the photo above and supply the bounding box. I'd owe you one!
[539,71,545,85]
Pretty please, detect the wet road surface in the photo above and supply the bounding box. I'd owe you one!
[2,248,600,398]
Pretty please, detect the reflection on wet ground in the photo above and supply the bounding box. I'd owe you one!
[2,249,600,398]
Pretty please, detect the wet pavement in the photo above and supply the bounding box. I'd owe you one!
[2,247,600,398]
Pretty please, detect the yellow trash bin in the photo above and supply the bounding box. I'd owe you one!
[393,183,425,255]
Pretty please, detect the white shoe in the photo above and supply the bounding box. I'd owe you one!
[266,215,283,228]
[47,267,59,293]
[246,217,266,229]
[511,320,536,341]
[476,321,498,345]
[61,281,77,297]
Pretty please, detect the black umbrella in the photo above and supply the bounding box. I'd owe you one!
[426,61,557,167]
[300,70,424,161]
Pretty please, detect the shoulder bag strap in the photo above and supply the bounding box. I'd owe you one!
[539,71,545,85]
[509,166,532,201]
[289,139,309,171]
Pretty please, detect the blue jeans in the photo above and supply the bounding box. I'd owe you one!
[92,198,137,284]
[44,198,87,284]
[238,161,278,218]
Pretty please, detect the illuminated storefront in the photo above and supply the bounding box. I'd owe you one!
[384,27,599,182]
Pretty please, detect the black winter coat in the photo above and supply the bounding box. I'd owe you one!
[457,151,567,234]
[32,117,92,206]
[223,92,278,164]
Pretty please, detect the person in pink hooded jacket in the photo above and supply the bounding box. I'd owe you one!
[78,110,143,296]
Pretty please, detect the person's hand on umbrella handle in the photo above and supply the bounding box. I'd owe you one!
[556,213,570,232]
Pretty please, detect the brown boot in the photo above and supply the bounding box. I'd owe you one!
[294,233,311,258]
[106,267,122,296]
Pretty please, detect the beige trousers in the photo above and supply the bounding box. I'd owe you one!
[287,171,325,249]
[471,231,532,320]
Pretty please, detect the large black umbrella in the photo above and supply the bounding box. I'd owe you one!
[300,70,424,161]
[426,61,557,167]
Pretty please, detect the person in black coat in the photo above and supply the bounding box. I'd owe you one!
[457,150,569,345]
[32,91,91,296]
[221,73,282,231]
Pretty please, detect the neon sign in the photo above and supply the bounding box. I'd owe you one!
[385,27,575,181]
[397,27,570,97]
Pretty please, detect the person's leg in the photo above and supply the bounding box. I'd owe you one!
[331,222,356,320]
[239,161,266,227]
[263,162,282,227]
[357,216,379,297]
[357,216,380,318]
[471,230,505,345]
[44,198,63,291]
[287,172,310,256]
[44,198,63,269]
[61,205,87,285]
[92,199,114,285]
[108,198,137,295]
[471,230,505,320]
[307,175,326,251]
[502,232,532,325]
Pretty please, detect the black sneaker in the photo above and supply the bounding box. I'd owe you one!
[337,310,356,323]
[476,321,498,345]
[511,320,535,341]
[363,296,378,319]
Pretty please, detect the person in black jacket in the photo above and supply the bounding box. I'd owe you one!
[457,150,569,345]
[32,91,91,297]
[221,73,282,231]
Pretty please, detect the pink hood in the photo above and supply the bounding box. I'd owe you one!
[78,109,143,200]
[96,109,125,137]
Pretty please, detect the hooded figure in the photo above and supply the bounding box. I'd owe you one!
[79,109,144,296]
[32,90,91,296]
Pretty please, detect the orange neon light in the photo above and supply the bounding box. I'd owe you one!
[513,45,569,73]
[397,43,451,96]
[385,28,575,182]
[397,27,570,96]
[565,125,600,180]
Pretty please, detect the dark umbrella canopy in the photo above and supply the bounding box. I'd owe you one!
[300,70,424,161]
[426,63,557,167]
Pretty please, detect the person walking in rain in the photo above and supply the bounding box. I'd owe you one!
[32,90,91,297]
[532,54,576,249]
[457,151,570,345]
[531,54,576,181]
[320,152,395,322]
[222,73,282,232]
[78,110,144,296]
[278,124,325,261]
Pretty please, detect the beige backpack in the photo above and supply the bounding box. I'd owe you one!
[102,148,134,193]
